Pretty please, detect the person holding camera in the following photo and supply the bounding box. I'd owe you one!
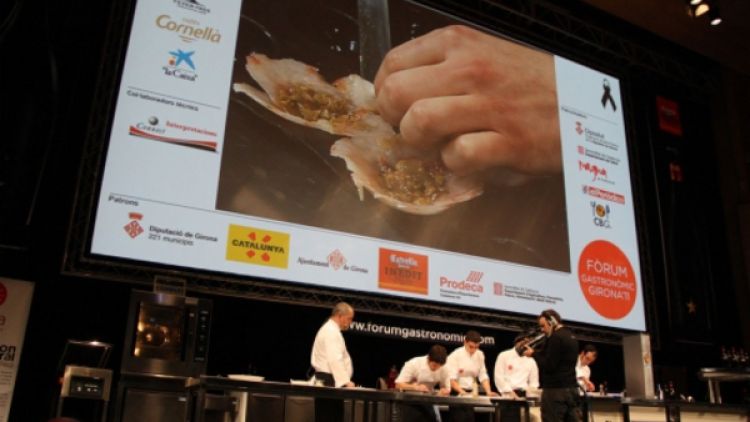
[524,309,582,422]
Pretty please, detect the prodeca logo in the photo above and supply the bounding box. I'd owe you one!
[226,224,290,268]
[439,271,484,295]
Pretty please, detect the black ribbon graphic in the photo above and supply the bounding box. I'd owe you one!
[601,79,617,111]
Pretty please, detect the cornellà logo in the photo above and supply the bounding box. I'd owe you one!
[226,224,290,269]
[378,248,428,295]
[124,212,144,239]
[155,15,221,44]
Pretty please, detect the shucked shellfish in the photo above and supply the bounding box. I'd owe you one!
[233,53,483,214]
[331,135,483,215]
[233,53,394,137]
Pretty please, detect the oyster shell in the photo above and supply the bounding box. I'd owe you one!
[331,135,483,215]
[233,53,483,214]
[233,53,393,137]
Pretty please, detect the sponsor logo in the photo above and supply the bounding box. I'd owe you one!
[578,145,620,166]
[578,240,636,319]
[128,116,218,151]
[583,185,625,205]
[575,121,584,135]
[295,249,370,274]
[328,249,345,270]
[0,282,6,306]
[439,271,484,299]
[155,15,221,44]
[226,225,290,268]
[501,284,561,304]
[174,0,210,15]
[163,49,198,82]
[578,160,612,184]
[493,282,503,296]
[124,212,144,238]
[378,248,428,295]
[584,128,619,151]
[591,201,611,228]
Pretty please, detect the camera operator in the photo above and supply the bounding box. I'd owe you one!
[523,309,582,422]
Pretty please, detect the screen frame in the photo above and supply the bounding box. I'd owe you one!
[63,0,653,342]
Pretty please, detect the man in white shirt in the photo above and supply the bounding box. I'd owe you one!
[494,333,540,398]
[446,330,498,422]
[394,345,450,422]
[575,344,597,393]
[310,302,355,421]
[495,333,540,422]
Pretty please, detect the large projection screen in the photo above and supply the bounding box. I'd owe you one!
[90,0,645,331]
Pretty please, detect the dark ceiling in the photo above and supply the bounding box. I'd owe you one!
[582,0,750,76]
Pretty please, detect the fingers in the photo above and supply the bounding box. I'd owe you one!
[374,26,463,92]
[398,94,495,149]
[441,131,520,175]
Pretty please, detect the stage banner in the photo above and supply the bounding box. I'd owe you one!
[0,278,34,422]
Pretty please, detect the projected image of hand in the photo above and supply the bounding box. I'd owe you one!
[374,25,562,178]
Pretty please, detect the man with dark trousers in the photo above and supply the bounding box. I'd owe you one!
[524,309,582,422]
[310,302,355,421]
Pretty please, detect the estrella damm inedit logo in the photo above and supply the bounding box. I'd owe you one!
[226,224,290,269]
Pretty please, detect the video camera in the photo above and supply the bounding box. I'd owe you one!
[514,329,547,356]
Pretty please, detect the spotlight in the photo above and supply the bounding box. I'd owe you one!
[694,3,710,16]
[708,7,722,25]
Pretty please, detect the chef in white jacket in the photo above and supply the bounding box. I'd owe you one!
[446,330,497,422]
[310,302,355,421]
[311,302,355,387]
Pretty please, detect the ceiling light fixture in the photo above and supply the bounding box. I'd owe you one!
[708,6,722,25]
[686,0,721,21]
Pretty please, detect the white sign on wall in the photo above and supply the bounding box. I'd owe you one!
[0,278,34,422]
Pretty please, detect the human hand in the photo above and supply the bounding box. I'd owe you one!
[438,387,451,396]
[523,345,534,357]
[374,25,561,177]
[414,383,430,392]
[343,381,356,388]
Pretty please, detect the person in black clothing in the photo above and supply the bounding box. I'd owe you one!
[524,309,582,422]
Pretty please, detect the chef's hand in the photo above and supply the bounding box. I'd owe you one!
[438,387,451,396]
[343,381,356,388]
[375,25,561,177]
[523,345,535,357]
[414,384,430,392]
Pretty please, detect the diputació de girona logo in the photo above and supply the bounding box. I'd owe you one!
[124,212,144,239]
[226,224,290,269]
[578,240,636,319]
[378,248,428,295]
